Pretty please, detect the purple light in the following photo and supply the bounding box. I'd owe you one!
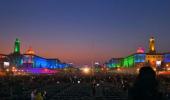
[21,68,58,74]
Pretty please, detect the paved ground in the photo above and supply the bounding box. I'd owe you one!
[49,83,127,100]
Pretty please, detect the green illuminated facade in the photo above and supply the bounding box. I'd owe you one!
[107,54,146,68]
[14,38,20,53]
[106,37,170,69]
[122,55,134,68]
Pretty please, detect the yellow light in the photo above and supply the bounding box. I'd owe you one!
[166,64,169,67]
[64,68,67,71]
[6,69,9,72]
[117,68,120,71]
[12,67,15,70]
[153,68,156,71]
[107,68,109,71]
[83,67,90,74]
[151,46,154,51]
[136,68,140,73]
[167,68,170,71]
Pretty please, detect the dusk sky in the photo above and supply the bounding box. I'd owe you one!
[0,0,170,66]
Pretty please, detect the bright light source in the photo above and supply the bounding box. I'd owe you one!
[136,68,140,73]
[57,81,60,84]
[117,68,121,71]
[107,68,109,71]
[12,67,15,69]
[83,67,90,74]
[156,61,161,66]
[78,81,80,84]
[6,69,9,72]
[4,62,10,67]
[64,68,67,71]
[166,64,169,67]
[167,68,170,71]
[95,62,99,65]
[12,69,17,72]
[97,83,100,87]
[153,68,157,71]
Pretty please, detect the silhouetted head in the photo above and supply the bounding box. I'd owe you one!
[129,67,163,100]
[138,66,156,80]
[134,66,158,89]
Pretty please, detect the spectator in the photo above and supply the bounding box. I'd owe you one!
[91,80,96,96]
[35,92,43,100]
[128,66,165,100]
[31,89,37,100]
[42,90,47,100]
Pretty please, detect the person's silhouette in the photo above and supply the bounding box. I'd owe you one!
[128,66,165,100]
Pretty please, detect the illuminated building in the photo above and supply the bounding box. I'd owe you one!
[137,47,144,53]
[0,54,9,69]
[7,38,23,67]
[106,37,169,69]
[149,37,156,54]
[145,53,163,67]
[14,38,20,54]
[164,53,170,63]
[8,53,23,67]
[164,53,170,70]
[22,47,35,68]
[23,48,68,69]
[106,53,147,68]
[107,58,122,68]
[1,38,69,70]
[26,47,35,55]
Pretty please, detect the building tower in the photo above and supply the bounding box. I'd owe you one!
[14,38,20,53]
[149,37,156,53]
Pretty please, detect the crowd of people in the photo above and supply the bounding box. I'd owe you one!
[0,66,170,100]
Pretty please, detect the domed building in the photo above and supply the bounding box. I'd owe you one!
[106,37,170,71]
[23,46,67,69]
[2,38,69,69]
[137,47,145,53]
[25,47,35,55]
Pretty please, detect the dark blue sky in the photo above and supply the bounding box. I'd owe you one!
[0,0,170,65]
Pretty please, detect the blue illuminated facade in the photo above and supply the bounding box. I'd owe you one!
[33,56,48,68]
[164,54,170,63]
[106,58,122,68]
[4,38,69,69]
[134,54,146,63]
[22,54,68,69]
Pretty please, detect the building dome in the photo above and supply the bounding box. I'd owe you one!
[26,47,35,55]
[137,47,145,53]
